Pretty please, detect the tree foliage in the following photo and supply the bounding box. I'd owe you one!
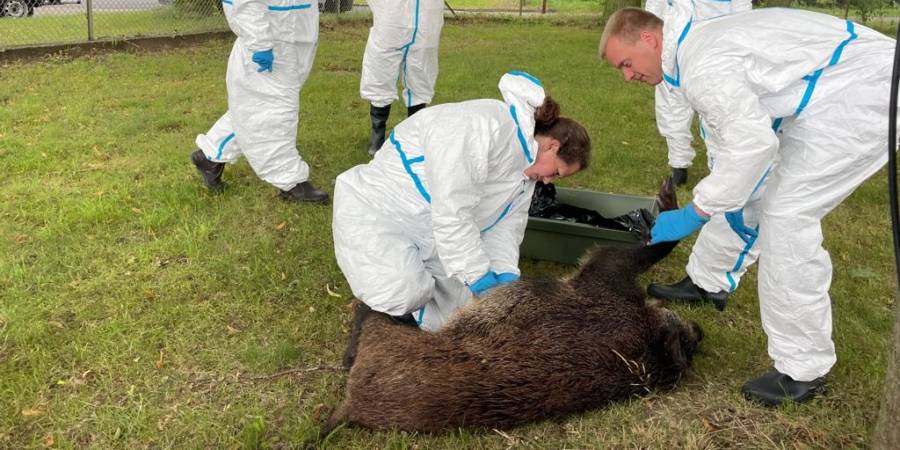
[601,0,642,24]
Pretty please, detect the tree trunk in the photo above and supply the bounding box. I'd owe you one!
[873,296,900,449]
[601,0,642,24]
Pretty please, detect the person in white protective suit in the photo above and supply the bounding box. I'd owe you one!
[360,0,445,157]
[189,0,328,204]
[644,0,751,187]
[333,72,591,333]
[600,7,896,406]
[641,0,753,310]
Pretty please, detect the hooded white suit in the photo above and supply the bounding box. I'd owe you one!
[360,0,445,108]
[195,0,318,191]
[659,7,895,380]
[334,72,546,331]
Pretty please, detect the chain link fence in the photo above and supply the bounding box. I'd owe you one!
[0,0,362,50]
[0,0,586,51]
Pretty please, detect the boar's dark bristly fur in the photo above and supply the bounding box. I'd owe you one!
[324,178,701,435]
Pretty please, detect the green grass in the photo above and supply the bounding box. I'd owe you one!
[0,14,896,449]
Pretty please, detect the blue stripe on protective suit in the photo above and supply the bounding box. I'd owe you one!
[215,132,236,160]
[389,131,431,203]
[794,20,857,117]
[725,232,757,292]
[268,3,312,11]
[508,105,534,163]
[663,17,693,88]
[481,200,513,233]
[723,164,770,291]
[222,0,232,4]
[416,306,425,326]
[506,71,543,87]
[399,0,422,106]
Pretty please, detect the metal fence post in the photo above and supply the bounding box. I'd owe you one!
[86,0,95,41]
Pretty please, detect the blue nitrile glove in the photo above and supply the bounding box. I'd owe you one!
[468,271,499,296]
[725,209,759,244]
[650,202,710,244]
[251,49,274,73]
[495,272,519,285]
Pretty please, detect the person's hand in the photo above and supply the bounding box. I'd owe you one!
[251,49,274,73]
[725,209,758,244]
[468,271,499,296]
[650,202,709,244]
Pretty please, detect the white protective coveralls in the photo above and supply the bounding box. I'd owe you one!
[334,72,546,332]
[646,0,751,170]
[360,0,445,108]
[659,7,895,381]
[195,0,318,191]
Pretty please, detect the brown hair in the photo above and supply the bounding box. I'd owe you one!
[534,96,591,170]
[599,7,663,59]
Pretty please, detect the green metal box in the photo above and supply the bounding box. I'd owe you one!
[520,187,658,264]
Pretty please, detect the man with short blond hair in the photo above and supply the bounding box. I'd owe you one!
[600,6,896,406]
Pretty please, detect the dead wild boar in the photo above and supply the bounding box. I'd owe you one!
[325,178,700,434]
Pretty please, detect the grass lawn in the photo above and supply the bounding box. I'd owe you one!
[1,13,896,449]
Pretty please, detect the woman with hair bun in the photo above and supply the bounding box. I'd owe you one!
[333,71,591,333]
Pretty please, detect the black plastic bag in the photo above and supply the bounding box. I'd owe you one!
[528,182,654,242]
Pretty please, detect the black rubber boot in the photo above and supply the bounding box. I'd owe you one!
[647,276,728,311]
[190,149,225,192]
[368,104,391,157]
[671,167,689,186]
[278,181,329,204]
[407,103,426,117]
[741,368,826,407]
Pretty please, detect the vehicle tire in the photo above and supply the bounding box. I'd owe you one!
[1,0,30,17]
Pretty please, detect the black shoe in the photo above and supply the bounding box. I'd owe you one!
[741,368,826,407]
[647,276,728,311]
[391,313,418,327]
[368,104,391,157]
[190,149,225,191]
[671,167,688,186]
[278,181,329,204]
[407,103,426,117]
